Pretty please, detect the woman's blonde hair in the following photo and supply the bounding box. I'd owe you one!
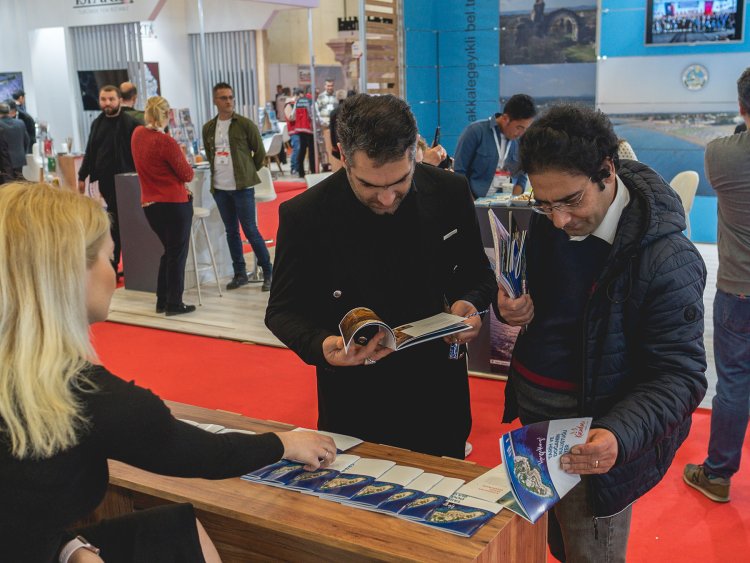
[0,183,109,459]
[144,95,170,130]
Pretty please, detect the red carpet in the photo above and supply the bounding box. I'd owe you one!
[244,181,305,254]
[91,322,749,562]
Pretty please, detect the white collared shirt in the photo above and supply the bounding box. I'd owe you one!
[569,174,630,244]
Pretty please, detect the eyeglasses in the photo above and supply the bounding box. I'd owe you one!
[530,185,587,215]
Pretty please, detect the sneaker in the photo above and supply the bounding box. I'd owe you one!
[227,273,249,290]
[165,303,197,317]
[683,463,730,502]
[261,272,272,292]
[465,441,473,457]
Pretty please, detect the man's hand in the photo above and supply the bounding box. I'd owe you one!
[322,331,393,367]
[422,144,447,166]
[512,184,524,196]
[443,300,482,345]
[497,288,534,327]
[560,428,619,474]
[77,180,86,194]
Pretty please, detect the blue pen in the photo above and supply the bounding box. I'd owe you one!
[449,308,490,359]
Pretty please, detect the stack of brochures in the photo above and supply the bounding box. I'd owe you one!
[489,209,527,298]
[239,418,591,535]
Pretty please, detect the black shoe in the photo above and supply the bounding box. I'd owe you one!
[227,273,249,290]
[165,303,196,316]
[156,301,166,314]
[262,272,272,292]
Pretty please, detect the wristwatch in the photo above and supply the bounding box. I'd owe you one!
[59,536,100,563]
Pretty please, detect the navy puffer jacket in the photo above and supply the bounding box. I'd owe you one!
[504,160,708,516]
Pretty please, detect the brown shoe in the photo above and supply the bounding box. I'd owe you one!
[683,463,730,502]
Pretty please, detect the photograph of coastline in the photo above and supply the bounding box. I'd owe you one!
[611,112,740,197]
[500,64,596,108]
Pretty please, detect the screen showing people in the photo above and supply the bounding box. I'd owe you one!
[646,0,743,44]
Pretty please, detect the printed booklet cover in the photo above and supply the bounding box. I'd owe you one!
[422,492,503,537]
[285,454,360,492]
[397,477,465,521]
[346,465,425,509]
[376,472,445,514]
[316,458,396,500]
[339,307,470,353]
[498,417,592,523]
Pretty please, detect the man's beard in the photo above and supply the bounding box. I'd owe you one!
[102,106,120,116]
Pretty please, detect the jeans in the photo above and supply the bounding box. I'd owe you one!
[212,188,272,276]
[289,134,300,174]
[144,201,193,306]
[705,289,750,479]
[297,132,315,177]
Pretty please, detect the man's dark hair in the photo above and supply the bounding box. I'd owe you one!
[502,94,537,121]
[121,84,137,101]
[6,100,16,111]
[11,90,24,101]
[737,67,750,113]
[519,104,619,181]
[99,85,122,98]
[336,94,418,166]
[212,82,233,95]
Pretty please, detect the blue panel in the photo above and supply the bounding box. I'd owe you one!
[690,196,717,243]
[406,67,439,102]
[433,1,500,32]
[438,65,500,103]
[439,101,499,139]
[441,134,461,155]
[411,102,439,143]
[403,0,436,30]
[600,0,750,57]
[438,29,499,68]
[406,30,439,65]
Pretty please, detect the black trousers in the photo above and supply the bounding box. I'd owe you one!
[97,177,121,272]
[144,201,193,306]
[296,132,315,177]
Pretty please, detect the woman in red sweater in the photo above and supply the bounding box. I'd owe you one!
[132,96,196,316]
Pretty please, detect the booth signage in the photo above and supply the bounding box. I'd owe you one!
[29,0,164,27]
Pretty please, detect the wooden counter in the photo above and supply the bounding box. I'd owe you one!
[94,401,546,562]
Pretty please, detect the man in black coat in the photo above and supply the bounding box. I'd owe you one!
[497,105,707,562]
[11,90,36,151]
[77,85,138,273]
[0,102,29,177]
[266,94,497,459]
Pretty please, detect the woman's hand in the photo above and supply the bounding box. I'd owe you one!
[275,430,337,471]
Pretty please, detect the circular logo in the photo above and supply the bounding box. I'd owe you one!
[682,64,708,91]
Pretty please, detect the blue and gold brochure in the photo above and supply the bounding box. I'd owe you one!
[242,459,307,485]
[397,477,465,521]
[422,492,503,537]
[315,458,396,499]
[499,417,592,523]
[345,465,424,508]
[284,454,360,492]
[377,472,445,514]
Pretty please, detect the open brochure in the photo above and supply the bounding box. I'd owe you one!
[458,417,592,524]
[339,307,470,353]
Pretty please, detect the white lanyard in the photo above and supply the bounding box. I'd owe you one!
[490,117,511,170]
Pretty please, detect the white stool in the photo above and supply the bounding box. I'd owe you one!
[190,206,223,305]
[248,167,277,282]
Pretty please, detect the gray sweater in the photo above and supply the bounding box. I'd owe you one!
[704,130,750,295]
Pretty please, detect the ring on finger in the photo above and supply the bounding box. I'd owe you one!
[364,357,376,366]
[594,459,599,469]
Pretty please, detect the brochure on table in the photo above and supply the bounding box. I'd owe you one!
[241,430,505,537]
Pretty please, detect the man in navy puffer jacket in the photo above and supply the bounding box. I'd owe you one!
[497,104,707,562]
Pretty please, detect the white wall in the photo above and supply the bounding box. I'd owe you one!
[28,28,81,152]
[0,2,34,113]
[143,0,195,111]
[597,53,747,114]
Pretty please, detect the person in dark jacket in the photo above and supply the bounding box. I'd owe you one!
[0,131,14,184]
[0,102,29,176]
[77,85,139,274]
[496,104,707,562]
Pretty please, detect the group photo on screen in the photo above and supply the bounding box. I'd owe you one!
[646,0,744,43]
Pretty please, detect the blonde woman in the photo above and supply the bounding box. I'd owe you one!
[131,96,195,316]
[0,183,336,562]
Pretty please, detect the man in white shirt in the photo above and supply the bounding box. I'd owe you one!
[202,82,272,291]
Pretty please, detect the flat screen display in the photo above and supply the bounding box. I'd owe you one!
[77,69,129,110]
[646,0,744,44]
